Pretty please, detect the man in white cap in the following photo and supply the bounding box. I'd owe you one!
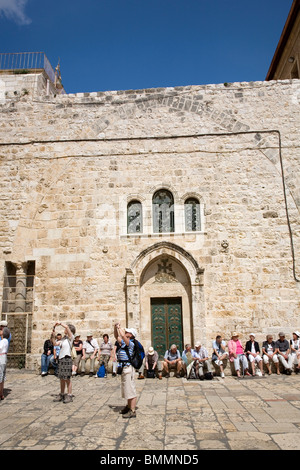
[81,333,99,376]
[192,342,213,380]
[245,333,264,376]
[114,322,137,419]
[139,346,161,379]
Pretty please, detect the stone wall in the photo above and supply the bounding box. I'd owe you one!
[0,76,299,369]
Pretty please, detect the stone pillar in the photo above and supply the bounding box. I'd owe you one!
[191,269,205,345]
[125,268,141,335]
[13,262,27,313]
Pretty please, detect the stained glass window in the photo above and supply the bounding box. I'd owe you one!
[153,189,174,233]
[185,198,200,231]
[127,200,142,234]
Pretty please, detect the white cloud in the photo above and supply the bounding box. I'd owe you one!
[0,0,31,25]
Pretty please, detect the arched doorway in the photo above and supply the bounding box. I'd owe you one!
[125,242,205,354]
[140,255,191,357]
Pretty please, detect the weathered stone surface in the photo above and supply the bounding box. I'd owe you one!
[2,370,300,450]
[0,72,299,367]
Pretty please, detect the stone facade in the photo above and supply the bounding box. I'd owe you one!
[0,71,299,369]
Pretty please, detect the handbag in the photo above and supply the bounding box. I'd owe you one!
[147,369,155,378]
[71,346,77,360]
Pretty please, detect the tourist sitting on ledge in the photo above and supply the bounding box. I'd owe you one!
[275,332,293,375]
[262,334,279,375]
[162,344,184,378]
[228,332,251,378]
[245,333,264,376]
[192,342,213,380]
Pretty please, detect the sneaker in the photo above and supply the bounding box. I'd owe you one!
[122,409,136,419]
[53,393,64,402]
[119,405,130,415]
[41,372,47,376]
[63,394,73,404]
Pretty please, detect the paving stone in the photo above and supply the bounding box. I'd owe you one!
[2,369,300,451]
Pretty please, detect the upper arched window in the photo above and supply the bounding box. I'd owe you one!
[185,197,200,232]
[127,200,143,234]
[153,189,174,233]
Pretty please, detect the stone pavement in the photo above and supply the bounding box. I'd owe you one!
[1,369,300,451]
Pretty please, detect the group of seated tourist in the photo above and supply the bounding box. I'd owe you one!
[41,329,300,379]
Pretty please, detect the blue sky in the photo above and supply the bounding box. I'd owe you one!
[0,0,293,94]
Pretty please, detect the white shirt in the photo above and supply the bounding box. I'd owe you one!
[59,335,74,359]
[192,346,208,360]
[0,338,8,364]
[83,338,99,354]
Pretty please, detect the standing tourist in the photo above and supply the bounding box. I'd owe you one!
[114,322,137,419]
[0,327,9,400]
[51,322,76,404]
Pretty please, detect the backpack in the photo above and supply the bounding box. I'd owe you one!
[97,364,106,378]
[125,339,145,370]
[147,369,156,378]
[204,372,214,380]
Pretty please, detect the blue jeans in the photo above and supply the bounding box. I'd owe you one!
[41,353,54,373]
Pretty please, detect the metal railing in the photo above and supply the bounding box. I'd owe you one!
[0,52,56,83]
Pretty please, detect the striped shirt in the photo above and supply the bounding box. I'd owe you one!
[117,339,134,366]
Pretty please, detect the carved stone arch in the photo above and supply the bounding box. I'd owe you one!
[181,192,204,233]
[181,191,204,205]
[126,193,147,204]
[149,184,179,203]
[125,241,205,350]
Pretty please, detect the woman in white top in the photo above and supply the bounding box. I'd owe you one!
[0,327,9,400]
[51,322,75,404]
[290,331,300,370]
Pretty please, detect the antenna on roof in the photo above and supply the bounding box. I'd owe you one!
[54,57,63,90]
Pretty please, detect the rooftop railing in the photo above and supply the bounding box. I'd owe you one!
[0,52,56,83]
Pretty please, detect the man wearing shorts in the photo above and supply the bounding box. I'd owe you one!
[114,322,137,419]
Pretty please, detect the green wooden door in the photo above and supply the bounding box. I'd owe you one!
[151,297,183,359]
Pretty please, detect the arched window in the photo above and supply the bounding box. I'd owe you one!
[185,197,200,232]
[127,200,143,234]
[153,189,174,233]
